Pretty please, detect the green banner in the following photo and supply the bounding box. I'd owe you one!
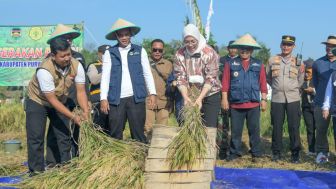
[0,23,84,86]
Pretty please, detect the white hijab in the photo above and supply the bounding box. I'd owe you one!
[183,24,207,56]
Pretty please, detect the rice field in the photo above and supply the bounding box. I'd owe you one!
[0,102,335,183]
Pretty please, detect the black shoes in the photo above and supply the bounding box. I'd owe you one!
[291,151,300,164]
[226,154,240,162]
[272,153,282,162]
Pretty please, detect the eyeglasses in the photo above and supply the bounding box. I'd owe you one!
[152,48,163,53]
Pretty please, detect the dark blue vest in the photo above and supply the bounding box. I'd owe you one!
[330,71,336,116]
[107,44,147,105]
[229,57,261,103]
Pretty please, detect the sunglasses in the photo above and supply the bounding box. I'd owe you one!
[152,48,163,53]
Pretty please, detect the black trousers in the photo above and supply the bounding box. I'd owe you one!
[92,102,109,133]
[201,92,221,127]
[314,106,331,154]
[302,107,316,152]
[271,101,301,154]
[46,105,77,165]
[25,99,71,172]
[108,96,147,143]
[217,108,230,157]
[230,107,261,157]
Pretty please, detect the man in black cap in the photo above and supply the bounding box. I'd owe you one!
[217,40,238,160]
[266,35,304,163]
[301,59,316,155]
[86,45,111,133]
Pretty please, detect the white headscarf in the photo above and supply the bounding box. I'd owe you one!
[183,24,206,56]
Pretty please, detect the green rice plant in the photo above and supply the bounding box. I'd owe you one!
[0,103,25,133]
[15,115,148,189]
[167,85,209,170]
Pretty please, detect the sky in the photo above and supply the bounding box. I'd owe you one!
[1,0,335,60]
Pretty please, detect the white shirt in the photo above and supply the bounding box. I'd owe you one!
[100,44,156,100]
[322,76,333,110]
[36,63,85,93]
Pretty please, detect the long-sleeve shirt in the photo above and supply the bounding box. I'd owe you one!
[100,44,156,101]
[174,45,221,96]
[313,56,336,107]
[222,59,268,109]
[322,75,333,110]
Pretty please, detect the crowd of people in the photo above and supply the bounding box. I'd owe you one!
[24,18,336,175]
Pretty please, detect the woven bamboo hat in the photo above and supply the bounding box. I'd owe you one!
[47,24,80,44]
[321,35,336,45]
[105,18,140,40]
[230,33,261,49]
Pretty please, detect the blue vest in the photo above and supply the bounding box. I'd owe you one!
[229,57,261,103]
[107,44,147,105]
[330,71,336,116]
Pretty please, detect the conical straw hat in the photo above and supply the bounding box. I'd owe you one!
[47,24,80,44]
[230,33,261,49]
[105,18,140,40]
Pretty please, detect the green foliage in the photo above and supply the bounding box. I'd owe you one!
[81,49,98,67]
[254,42,271,65]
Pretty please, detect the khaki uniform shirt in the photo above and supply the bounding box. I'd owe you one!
[266,54,304,103]
[146,58,173,109]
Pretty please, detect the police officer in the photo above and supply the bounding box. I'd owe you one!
[222,34,267,162]
[86,45,111,133]
[266,35,304,163]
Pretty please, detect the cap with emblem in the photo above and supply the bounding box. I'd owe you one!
[105,18,140,40]
[281,35,296,45]
[230,33,261,49]
[98,45,112,53]
[47,24,81,44]
[227,40,235,48]
[321,35,336,45]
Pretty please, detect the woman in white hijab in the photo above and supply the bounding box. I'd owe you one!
[174,24,221,127]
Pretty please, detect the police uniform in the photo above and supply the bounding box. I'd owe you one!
[266,35,304,162]
[86,45,111,133]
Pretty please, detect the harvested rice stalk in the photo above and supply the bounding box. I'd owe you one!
[167,85,209,170]
[13,115,148,189]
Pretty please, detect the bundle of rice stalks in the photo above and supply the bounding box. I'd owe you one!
[167,85,209,170]
[14,116,148,189]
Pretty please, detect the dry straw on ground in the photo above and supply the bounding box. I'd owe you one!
[14,113,148,189]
